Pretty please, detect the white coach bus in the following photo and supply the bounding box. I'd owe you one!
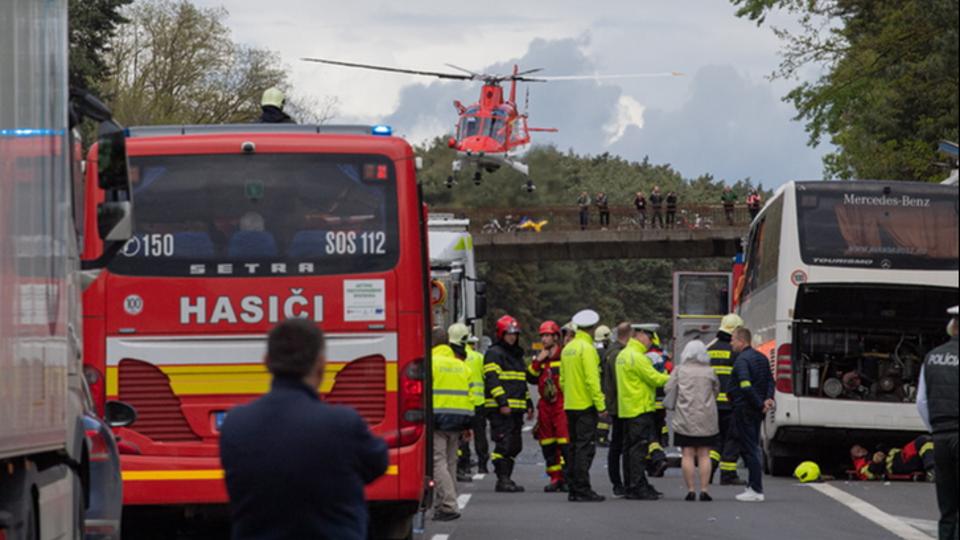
[736,180,959,475]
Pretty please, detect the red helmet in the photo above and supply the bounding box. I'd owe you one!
[496,315,521,340]
[538,320,560,336]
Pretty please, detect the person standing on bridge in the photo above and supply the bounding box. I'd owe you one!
[633,191,647,228]
[917,305,959,540]
[666,191,678,229]
[220,319,388,540]
[707,314,746,486]
[561,309,608,502]
[746,189,763,220]
[527,320,570,492]
[602,322,633,497]
[729,327,775,503]
[484,315,531,493]
[650,187,664,229]
[577,191,591,230]
[721,186,737,226]
[596,191,611,230]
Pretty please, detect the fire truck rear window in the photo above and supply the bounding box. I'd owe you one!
[108,153,399,277]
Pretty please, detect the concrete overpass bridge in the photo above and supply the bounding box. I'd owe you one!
[432,205,750,262]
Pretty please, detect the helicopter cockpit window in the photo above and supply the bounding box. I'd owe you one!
[459,115,481,138]
[487,109,509,143]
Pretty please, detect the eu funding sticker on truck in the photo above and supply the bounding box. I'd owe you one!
[344,280,386,322]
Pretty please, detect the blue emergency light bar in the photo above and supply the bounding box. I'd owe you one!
[371,124,393,136]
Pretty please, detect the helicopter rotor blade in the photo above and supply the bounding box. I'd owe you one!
[301,57,475,81]
[536,71,685,81]
[443,63,484,79]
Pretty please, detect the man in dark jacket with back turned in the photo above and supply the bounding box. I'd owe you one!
[220,319,388,540]
[602,322,631,497]
[729,327,774,503]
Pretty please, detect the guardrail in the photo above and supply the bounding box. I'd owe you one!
[432,204,754,234]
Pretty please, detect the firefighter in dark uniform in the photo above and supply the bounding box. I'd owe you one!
[707,313,747,485]
[484,315,532,492]
[917,305,959,540]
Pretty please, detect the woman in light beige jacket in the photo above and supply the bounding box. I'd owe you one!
[665,339,720,501]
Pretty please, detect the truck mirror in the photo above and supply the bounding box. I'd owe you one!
[97,201,133,241]
[97,120,131,190]
[104,400,137,428]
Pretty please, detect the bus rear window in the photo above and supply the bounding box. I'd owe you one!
[796,183,958,270]
[108,153,399,277]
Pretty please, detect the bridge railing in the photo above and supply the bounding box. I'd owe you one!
[432,204,754,234]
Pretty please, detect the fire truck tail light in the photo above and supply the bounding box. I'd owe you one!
[776,343,793,394]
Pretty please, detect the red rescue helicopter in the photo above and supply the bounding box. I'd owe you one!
[302,57,681,191]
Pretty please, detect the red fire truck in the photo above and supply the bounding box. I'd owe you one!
[81,124,432,538]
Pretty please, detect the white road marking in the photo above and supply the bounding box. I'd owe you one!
[431,535,450,540]
[472,473,486,481]
[895,516,939,537]
[806,484,934,540]
[457,493,472,510]
[522,425,533,432]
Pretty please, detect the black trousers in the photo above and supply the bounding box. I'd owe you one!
[623,412,655,494]
[599,210,610,227]
[724,206,734,225]
[712,408,740,481]
[666,210,676,228]
[933,431,958,540]
[579,208,589,229]
[489,411,524,478]
[458,409,489,471]
[651,209,664,228]
[734,407,763,493]
[607,417,625,489]
[566,408,599,496]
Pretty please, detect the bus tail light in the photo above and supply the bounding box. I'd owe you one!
[776,343,793,394]
[394,358,425,447]
[83,364,106,416]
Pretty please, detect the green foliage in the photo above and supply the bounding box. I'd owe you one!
[68,0,132,91]
[730,0,960,182]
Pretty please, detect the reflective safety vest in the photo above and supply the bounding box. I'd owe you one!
[560,330,606,412]
[706,332,735,410]
[432,345,474,431]
[615,339,670,419]
[465,345,485,407]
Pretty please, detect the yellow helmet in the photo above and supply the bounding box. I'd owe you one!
[261,86,285,109]
[720,313,744,334]
[594,325,612,342]
[793,461,821,483]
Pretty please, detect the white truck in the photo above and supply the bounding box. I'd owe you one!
[0,0,135,537]
[427,215,487,340]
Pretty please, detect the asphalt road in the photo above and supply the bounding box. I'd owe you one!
[121,424,941,540]
[426,425,940,540]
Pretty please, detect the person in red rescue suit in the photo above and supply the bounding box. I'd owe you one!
[527,321,571,492]
[484,315,534,493]
[851,436,935,481]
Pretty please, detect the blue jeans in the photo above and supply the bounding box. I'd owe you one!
[735,407,763,493]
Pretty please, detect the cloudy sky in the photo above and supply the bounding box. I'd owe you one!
[194,0,829,186]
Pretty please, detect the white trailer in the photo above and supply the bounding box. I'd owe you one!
[1,1,134,537]
[427,215,487,340]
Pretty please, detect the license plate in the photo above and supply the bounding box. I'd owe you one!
[214,411,228,430]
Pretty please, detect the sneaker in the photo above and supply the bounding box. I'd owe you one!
[495,481,525,493]
[735,488,765,502]
[569,491,606,502]
[612,486,626,498]
[433,510,461,522]
[478,463,489,474]
[684,491,696,502]
[699,492,713,502]
[625,489,660,501]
